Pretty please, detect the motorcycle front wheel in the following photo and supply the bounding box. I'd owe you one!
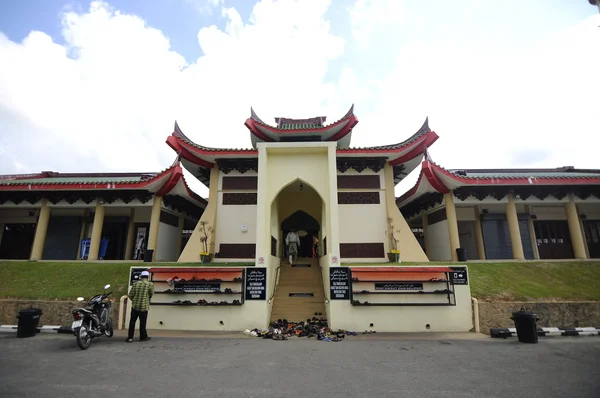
[76,323,92,350]
[104,319,114,338]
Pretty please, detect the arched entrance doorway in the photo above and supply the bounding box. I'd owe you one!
[273,179,324,261]
[269,178,327,322]
[281,210,320,258]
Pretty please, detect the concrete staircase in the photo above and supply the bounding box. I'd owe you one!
[270,258,326,322]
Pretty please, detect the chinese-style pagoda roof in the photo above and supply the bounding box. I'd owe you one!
[166,116,439,188]
[396,159,600,212]
[245,105,358,148]
[0,162,207,209]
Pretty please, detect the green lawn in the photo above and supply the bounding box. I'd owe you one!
[0,261,252,301]
[343,261,600,302]
[1,260,599,302]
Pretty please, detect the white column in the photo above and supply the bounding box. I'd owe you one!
[255,144,269,264]
[326,143,340,260]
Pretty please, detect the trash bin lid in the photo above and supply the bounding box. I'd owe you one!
[511,308,536,318]
[18,308,43,315]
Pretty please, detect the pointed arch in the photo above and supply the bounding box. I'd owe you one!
[270,177,326,206]
[281,210,320,232]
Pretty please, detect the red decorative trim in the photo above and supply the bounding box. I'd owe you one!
[351,267,454,273]
[180,174,208,206]
[423,161,450,194]
[389,131,439,166]
[250,116,351,135]
[244,119,275,142]
[167,134,258,159]
[0,166,175,191]
[327,115,359,141]
[156,164,183,196]
[430,162,600,186]
[397,172,425,204]
[148,268,244,273]
[336,132,429,155]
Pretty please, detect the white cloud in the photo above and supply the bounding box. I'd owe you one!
[0,0,598,202]
[362,14,600,194]
[0,0,347,197]
[349,0,404,48]
[184,0,225,15]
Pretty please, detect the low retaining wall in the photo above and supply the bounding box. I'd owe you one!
[478,301,600,335]
[0,300,120,327]
[2,299,599,334]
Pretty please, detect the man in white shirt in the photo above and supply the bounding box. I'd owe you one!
[285,230,300,265]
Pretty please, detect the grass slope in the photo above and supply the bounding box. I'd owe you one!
[0,261,252,301]
[0,260,599,302]
[467,261,600,302]
[344,261,600,301]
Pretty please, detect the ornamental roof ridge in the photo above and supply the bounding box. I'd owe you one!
[339,117,430,151]
[249,104,355,130]
[0,163,177,186]
[172,120,256,152]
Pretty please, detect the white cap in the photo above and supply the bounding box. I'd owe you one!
[140,271,150,277]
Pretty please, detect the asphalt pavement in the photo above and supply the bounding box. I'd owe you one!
[0,331,599,398]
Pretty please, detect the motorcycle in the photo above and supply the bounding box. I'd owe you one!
[71,284,114,350]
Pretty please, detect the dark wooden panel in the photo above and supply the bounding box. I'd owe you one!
[337,192,380,204]
[340,243,385,258]
[222,176,258,190]
[216,243,256,258]
[160,210,179,228]
[534,220,574,259]
[271,236,277,257]
[337,175,380,189]
[427,209,447,225]
[222,193,257,205]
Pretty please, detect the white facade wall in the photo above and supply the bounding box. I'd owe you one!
[338,191,389,262]
[215,198,257,247]
[337,170,388,262]
[215,170,258,258]
[426,219,451,261]
[156,221,179,262]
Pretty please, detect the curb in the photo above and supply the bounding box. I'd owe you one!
[490,327,600,338]
[0,325,73,334]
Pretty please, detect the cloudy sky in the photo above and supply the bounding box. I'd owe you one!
[0,0,598,198]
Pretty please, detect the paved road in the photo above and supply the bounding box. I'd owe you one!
[0,332,599,398]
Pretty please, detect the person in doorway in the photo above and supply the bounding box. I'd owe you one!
[126,270,154,343]
[312,235,319,258]
[285,229,300,265]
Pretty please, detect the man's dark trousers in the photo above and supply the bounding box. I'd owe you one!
[128,309,149,340]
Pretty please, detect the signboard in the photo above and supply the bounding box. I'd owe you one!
[375,282,423,291]
[329,268,350,300]
[449,267,468,285]
[174,282,221,291]
[245,268,267,300]
[129,267,149,286]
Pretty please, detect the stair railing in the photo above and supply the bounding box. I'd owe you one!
[268,265,281,303]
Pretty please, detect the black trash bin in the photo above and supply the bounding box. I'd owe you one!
[143,249,154,263]
[510,308,538,343]
[456,248,468,262]
[16,308,43,338]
